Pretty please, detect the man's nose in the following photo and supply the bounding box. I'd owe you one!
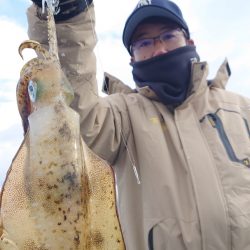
[152,39,168,57]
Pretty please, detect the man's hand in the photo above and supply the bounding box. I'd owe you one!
[31,0,93,21]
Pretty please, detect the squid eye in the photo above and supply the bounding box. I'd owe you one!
[28,80,37,102]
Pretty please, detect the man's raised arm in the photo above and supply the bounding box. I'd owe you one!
[27,0,98,113]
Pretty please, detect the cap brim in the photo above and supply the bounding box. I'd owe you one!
[123,5,188,51]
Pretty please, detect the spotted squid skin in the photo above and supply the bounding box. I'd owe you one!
[0,1,125,248]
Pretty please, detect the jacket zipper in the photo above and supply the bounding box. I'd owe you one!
[207,113,250,167]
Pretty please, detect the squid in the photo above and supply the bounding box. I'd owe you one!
[0,1,125,249]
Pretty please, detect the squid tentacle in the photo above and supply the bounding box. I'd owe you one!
[18,40,50,60]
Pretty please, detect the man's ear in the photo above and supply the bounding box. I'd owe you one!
[130,57,135,65]
[187,39,195,46]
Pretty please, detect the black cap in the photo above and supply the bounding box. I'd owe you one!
[122,0,190,54]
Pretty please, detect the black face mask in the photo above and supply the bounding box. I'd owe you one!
[131,46,200,106]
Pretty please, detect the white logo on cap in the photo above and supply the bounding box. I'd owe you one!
[137,0,152,8]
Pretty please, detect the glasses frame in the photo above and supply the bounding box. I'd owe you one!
[129,28,188,55]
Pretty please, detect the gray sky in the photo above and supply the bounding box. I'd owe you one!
[0,0,250,188]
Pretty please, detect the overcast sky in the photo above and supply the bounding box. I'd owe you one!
[0,0,250,188]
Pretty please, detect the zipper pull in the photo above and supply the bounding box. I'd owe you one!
[208,114,216,128]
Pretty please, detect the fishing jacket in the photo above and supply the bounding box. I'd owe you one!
[27,3,250,250]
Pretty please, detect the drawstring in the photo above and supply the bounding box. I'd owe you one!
[120,131,141,185]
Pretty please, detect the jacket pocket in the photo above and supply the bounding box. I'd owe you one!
[200,107,250,248]
[201,108,250,168]
[147,219,184,250]
[147,219,201,250]
[147,220,185,250]
[148,227,154,250]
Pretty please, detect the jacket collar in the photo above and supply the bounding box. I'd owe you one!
[102,59,231,101]
[189,58,231,95]
[208,58,231,89]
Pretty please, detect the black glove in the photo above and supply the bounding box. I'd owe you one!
[31,0,93,22]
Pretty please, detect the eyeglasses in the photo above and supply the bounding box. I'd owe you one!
[130,28,187,55]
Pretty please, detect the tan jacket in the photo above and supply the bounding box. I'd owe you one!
[27,4,250,250]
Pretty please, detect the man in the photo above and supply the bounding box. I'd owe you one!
[27,0,250,249]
